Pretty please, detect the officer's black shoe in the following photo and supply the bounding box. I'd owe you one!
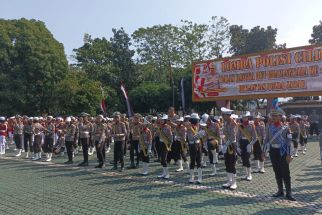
[286,194,296,201]
[111,165,117,170]
[135,163,139,169]
[128,163,136,169]
[78,161,85,166]
[95,163,104,168]
[64,160,73,164]
[272,191,284,197]
[120,167,124,172]
[79,162,88,167]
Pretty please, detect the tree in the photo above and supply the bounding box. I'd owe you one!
[132,24,181,84]
[110,28,137,90]
[229,25,278,55]
[207,16,230,59]
[73,35,117,86]
[129,83,172,113]
[177,20,209,66]
[0,18,68,115]
[309,21,322,44]
[51,68,102,116]
[229,25,286,109]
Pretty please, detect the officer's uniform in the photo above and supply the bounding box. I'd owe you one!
[221,108,238,190]
[0,117,7,155]
[32,120,44,160]
[14,117,24,157]
[253,115,266,173]
[44,118,55,162]
[237,112,257,181]
[78,118,92,166]
[139,121,152,175]
[203,118,221,176]
[289,115,300,157]
[111,115,127,171]
[173,117,188,172]
[63,118,76,164]
[129,116,141,168]
[93,117,107,168]
[262,109,296,201]
[23,119,34,158]
[299,116,309,154]
[157,115,172,179]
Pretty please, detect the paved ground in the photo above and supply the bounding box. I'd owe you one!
[0,140,322,215]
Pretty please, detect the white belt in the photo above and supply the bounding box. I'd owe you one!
[271,143,281,149]
[241,137,248,140]
[0,130,6,132]
[189,140,200,144]
[81,131,89,134]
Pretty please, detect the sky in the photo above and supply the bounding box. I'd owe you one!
[1,0,322,62]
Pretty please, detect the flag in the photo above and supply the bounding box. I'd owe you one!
[120,82,134,117]
[99,86,107,114]
[180,78,185,113]
[100,99,106,114]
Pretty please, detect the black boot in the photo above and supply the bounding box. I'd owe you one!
[285,180,296,201]
[272,178,284,197]
[111,163,117,170]
[78,161,88,166]
[128,162,136,169]
[64,160,73,164]
[95,163,104,168]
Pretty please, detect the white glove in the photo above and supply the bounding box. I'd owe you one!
[287,134,292,139]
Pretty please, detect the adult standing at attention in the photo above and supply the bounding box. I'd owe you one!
[111,112,127,172]
[262,108,296,201]
[78,113,92,166]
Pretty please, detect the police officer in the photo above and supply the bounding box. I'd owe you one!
[0,117,7,155]
[23,117,34,158]
[13,115,24,157]
[253,112,266,173]
[173,117,189,172]
[63,117,76,164]
[93,115,107,168]
[111,112,127,172]
[78,113,92,166]
[157,114,172,179]
[187,113,203,184]
[237,111,257,181]
[202,115,222,176]
[139,119,153,175]
[262,108,296,201]
[221,108,238,190]
[289,115,300,157]
[129,113,141,169]
[31,117,45,161]
[44,116,55,162]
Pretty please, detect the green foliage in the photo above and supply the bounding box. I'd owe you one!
[73,35,116,85]
[229,25,278,55]
[0,18,68,116]
[51,68,101,116]
[129,83,172,113]
[309,21,322,44]
[110,28,137,90]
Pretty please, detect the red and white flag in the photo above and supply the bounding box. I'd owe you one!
[100,99,106,114]
[120,82,134,117]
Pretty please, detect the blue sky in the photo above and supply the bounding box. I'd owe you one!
[1,0,322,62]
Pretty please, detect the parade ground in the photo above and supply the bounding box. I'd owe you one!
[0,140,321,215]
